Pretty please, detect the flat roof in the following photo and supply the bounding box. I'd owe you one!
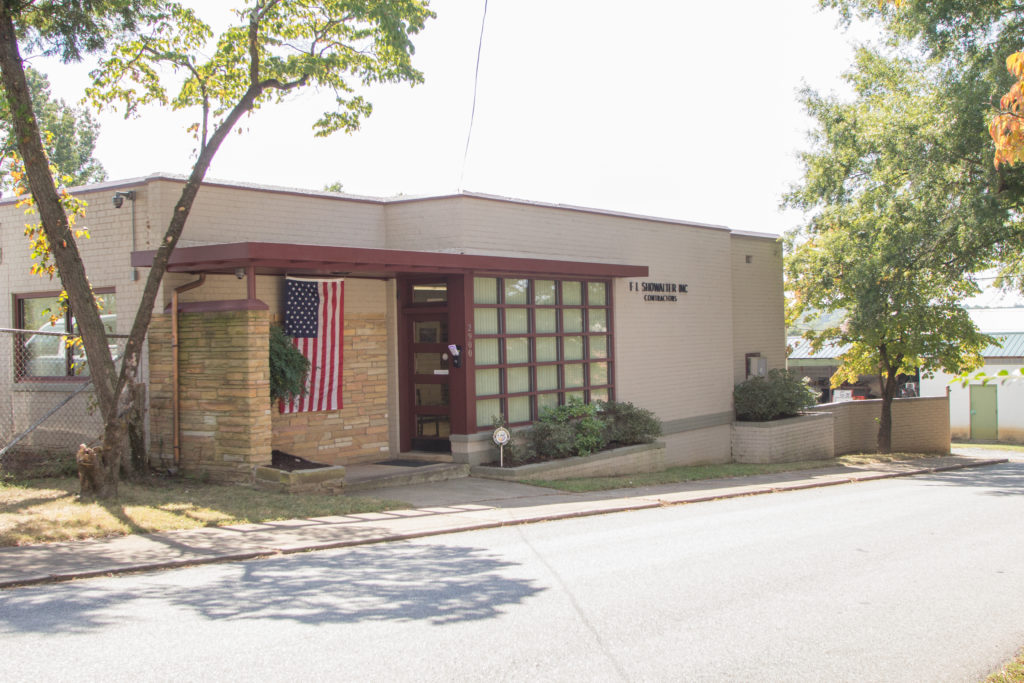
[131,241,649,279]
[0,173,779,239]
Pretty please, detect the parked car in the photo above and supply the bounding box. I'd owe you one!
[23,314,117,377]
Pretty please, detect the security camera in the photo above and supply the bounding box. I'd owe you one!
[112,190,135,209]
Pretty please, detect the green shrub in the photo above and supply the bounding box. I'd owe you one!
[599,401,662,445]
[269,326,310,403]
[522,398,660,462]
[733,368,817,421]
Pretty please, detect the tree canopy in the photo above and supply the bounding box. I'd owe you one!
[0,0,434,498]
[0,67,106,193]
[785,49,994,452]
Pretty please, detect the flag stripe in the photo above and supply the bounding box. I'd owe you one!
[280,278,344,414]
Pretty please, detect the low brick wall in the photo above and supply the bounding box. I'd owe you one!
[732,413,835,464]
[806,396,949,455]
[471,442,667,481]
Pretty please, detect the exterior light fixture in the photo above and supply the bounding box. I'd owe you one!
[112,190,136,209]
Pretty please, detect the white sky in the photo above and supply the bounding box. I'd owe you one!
[30,0,878,236]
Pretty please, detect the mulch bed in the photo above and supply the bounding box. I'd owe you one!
[270,449,331,472]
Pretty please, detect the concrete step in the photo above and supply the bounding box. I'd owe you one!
[344,462,470,493]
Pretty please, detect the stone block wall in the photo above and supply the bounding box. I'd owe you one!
[149,310,272,482]
[271,312,391,465]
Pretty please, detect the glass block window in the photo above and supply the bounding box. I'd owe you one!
[472,276,613,427]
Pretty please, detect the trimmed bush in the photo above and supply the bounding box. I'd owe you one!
[734,368,817,421]
[520,399,661,463]
[600,400,662,445]
[269,326,310,403]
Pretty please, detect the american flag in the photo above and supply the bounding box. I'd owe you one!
[280,277,344,413]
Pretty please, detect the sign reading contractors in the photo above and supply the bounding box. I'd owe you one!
[628,280,688,302]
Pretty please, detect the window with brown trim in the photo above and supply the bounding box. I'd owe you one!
[15,289,117,379]
[473,276,613,428]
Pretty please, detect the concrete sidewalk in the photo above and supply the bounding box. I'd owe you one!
[0,451,1012,589]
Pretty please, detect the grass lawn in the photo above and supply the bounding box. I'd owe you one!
[524,451,951,493]
[952,441,1024,453]
[987,649,1024,682]
[0,475,408,547]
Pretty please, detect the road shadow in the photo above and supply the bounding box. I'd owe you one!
[919,461,1024,496]
[0,541,545,634]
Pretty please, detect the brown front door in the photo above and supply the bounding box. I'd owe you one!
[408,313,452,451]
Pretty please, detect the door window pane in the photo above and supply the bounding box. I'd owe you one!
[588,282,607,306]
[505,308,529,334]
[534,280,556,305]
[476,369,500,396]
[562,309,583,333]
[563,336,583,361]
[414,352,447,374]
[474,308,499,334]
[506,337,529,364]
[413,320,447,344]
[415,384,449,406]
[476,398,501,427]
[507,367,530,393]
[411,283,447,303]
[476,338,499,365]
[508,396,531,423]
[504,279,529,305]
[418,415,450,438]
[474,277,498,304]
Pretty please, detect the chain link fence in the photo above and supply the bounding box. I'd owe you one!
[0,328,128,475]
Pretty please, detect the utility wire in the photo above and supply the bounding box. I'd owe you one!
[459,0,489,192]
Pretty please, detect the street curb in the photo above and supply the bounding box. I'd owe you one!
[0,457,1008,590]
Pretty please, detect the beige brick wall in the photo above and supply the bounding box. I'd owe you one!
[732,413,835,463]
[808,397,950,455]
[3,179,785,464]
[731,234,786,385]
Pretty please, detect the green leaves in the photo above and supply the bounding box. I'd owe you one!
[786,48,995,395]
[85,0,434,146]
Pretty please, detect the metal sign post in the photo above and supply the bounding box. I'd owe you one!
[492,426,511,468]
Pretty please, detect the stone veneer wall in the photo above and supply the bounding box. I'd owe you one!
[149,310,272,482]
[271,312,390,466]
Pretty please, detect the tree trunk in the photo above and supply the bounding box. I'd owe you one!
[876,366,901,454]
[0,9,123,497]
[125,382,148,477]
[77,421,125,500]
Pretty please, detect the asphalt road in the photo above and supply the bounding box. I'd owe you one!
[2,462,1023,682]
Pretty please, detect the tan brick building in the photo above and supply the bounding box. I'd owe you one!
[1,175,785,479]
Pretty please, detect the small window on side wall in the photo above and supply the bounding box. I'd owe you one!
[16,290,117,379]
[745,352,767,379]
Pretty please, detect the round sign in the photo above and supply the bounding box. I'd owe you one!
[492,426,511,446]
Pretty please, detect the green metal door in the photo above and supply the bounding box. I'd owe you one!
[969,384,998,441]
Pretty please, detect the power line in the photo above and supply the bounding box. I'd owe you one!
[459,0,489,192]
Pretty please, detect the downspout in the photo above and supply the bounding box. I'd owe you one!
[172,275,206,468]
